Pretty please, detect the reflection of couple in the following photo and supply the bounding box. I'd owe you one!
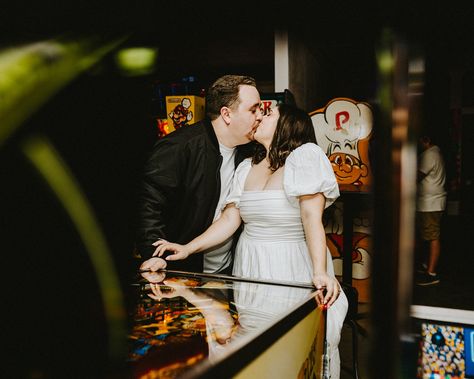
[139,98,348,378]
[141,272,238,362]
[141,273,314,366]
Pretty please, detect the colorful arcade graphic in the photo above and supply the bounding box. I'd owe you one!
[310,98,373,192]
[312,98,374,302]
[322,200,372,302]
[260,89,296,116]
[417,322,472,379]
[166,95,205,133]
[128,271,319,378]
[128,276,239,378]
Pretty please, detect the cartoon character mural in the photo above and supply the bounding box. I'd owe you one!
[312,98,374,302]
[322,202,372,301]
[310,98,373,191]
[169,97,193,130]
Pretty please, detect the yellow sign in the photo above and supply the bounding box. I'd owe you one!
[166,95,205,133]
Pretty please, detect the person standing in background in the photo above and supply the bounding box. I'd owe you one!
[416,135,447,286]
[136,75,262,274]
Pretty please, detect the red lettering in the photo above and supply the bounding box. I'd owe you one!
[335,111,349,130]
[261,101,272,113]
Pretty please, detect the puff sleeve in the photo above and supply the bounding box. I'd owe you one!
[283,143,339,208]
[225,158,252,208]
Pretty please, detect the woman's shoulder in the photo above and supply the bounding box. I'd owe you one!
[283,143,339,207]
[287,142,326,161]
[284,141,335,183]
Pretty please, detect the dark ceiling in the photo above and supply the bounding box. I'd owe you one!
[2,1,474,101]
[3,1,473,73]
[4,1,472,46]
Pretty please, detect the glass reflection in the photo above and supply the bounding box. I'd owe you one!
[128,270,314,377]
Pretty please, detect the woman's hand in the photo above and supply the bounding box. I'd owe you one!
[152,239,192,261]
[312,272,341,308]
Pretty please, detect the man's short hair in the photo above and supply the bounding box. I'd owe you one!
[206,75,257,120]
[419,135,432,144]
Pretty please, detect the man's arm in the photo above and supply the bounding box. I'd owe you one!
[136,139,183,260]
[417,149,433,183]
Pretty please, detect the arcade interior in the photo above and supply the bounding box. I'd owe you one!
[1,2,473,378]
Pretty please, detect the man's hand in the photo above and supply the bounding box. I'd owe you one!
[140,257,167,272]
[140,269,166,283]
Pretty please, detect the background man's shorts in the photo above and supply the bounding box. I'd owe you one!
[417,211,443,240]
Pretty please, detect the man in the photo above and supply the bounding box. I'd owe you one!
[415,135,447,286]
[137,75,262,273]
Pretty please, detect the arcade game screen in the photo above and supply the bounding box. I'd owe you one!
[417,321,474,379]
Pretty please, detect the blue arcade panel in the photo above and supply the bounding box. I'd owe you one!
[466,328,474,378]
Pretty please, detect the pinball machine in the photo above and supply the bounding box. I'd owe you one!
[127,270,328,379]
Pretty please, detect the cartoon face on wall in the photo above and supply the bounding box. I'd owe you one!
[311,98,373,191]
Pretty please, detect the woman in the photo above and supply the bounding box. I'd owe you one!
[153,103,348,378]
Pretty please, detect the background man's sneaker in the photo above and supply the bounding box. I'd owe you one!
[416,272,440,286]
[416,263,428,274]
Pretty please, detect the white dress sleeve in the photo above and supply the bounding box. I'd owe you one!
[225,158,252,208]
[283,143,340,208]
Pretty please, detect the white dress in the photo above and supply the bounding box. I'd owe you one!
[227,143,348,379]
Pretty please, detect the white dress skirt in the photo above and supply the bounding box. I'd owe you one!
[227,143,349,379]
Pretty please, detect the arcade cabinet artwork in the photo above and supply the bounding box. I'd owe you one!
[310,98,373,191]
[417,322,470,379]
[156,118,171,137]
[166,95,205,134]
[260,99,276,116]
[311,98,374,302]
[155,95,206,138]
[260,89,296,115]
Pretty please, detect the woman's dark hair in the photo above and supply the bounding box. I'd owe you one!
[252,103,316,171]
